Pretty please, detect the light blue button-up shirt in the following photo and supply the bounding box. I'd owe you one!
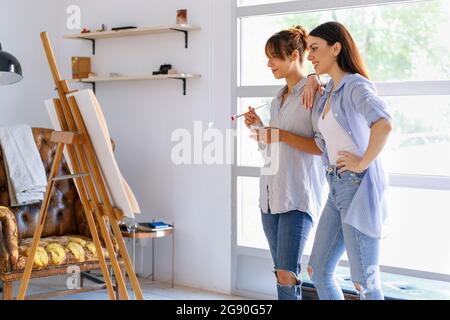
[312,73,392,238]
[260,77,325,224]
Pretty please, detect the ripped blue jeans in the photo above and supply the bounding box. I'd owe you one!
[308,170,384,300]
[261,209,312,300]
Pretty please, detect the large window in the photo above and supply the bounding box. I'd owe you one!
[233,0,450,283]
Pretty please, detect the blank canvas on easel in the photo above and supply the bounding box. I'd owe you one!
[45,89,140,219]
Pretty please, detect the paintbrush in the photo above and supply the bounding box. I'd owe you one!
[231,103,268,121]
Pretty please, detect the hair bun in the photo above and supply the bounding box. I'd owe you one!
[289,25,308,52]
[265,25,309,64]
[291,25,308,38]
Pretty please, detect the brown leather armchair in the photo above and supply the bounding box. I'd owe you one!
[0,128,120,300]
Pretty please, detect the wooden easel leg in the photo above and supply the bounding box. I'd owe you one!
[54,100,117,300]
[3,281,13,300]
[17,143,65,300]
[72,153,129,299]
[70,143,129,299]
[93,212,130,299]
[110,221,144,300]
[68,153,118,299]
[67,96,132,299]
[80,207,119,299]
[113,264,125,300]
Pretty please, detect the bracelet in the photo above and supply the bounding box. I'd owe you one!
[307,72,324,85]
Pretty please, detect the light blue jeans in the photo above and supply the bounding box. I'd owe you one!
[261,209,312,300]
[308,169,384,300]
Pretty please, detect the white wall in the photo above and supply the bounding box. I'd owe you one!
[0,0,57,126]
[1,0,232,294]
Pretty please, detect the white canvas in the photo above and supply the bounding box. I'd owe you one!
[45,90,140,219]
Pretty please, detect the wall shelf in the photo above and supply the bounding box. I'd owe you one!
[69,73,201,95]
[64,24,201,54]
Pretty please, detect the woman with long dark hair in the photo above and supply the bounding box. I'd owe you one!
[305,22,392,300]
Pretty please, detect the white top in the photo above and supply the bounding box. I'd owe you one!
[318,106,361,166]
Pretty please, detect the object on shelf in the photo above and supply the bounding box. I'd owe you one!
[95,24,107,32]
[109,72,122,77]
[119,223,129,232]
[147,221,172,229]
[87,72,97,78]
[72,56,91,79]
[168,69,179,75]
[138,221,173,232]
[118,221,173,233]
[80,28,91,34]
[111,26,137,31]
[152,64,173,75]
[177,9,188,24]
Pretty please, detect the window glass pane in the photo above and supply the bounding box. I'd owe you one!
[240,15,305,86]
[237,97,272,167]
[382,95,450,177]
[240,0,450,85]
[380,187,450,275]
[237,176,267,248]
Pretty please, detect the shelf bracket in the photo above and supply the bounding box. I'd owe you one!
[90,39,96,55]
[84,81,96,94]
[77,37,96,55]
[170,29,189,49]
[172,77,187,95]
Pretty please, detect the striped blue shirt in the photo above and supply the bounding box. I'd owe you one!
[312,73,392,238]
[260,77,325,223]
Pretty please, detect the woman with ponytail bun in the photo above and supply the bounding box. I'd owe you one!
[243,26,325,300]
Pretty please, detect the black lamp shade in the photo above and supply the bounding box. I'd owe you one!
[0,43,23,86]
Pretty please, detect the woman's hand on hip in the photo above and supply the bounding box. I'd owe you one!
[336,151,367,173]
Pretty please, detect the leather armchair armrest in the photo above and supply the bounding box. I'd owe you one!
[0,221,12,273]
[0,206,19,267]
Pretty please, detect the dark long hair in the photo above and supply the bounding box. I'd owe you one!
[309,21,369,79]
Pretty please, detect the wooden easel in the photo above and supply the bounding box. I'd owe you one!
[16,32,143,300]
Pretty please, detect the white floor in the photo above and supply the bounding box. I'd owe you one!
[7,275,247,300]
